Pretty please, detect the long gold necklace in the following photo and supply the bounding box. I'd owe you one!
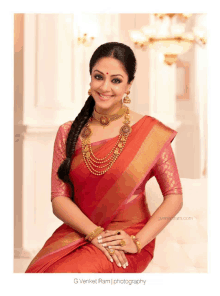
[81,106,132,175]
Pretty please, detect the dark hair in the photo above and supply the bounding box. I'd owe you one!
[57,42,137,202]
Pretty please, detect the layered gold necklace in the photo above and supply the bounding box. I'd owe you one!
[81,104,132,175]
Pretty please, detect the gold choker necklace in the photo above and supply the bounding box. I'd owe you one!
[81,106,132,175]
[92,104,127,127]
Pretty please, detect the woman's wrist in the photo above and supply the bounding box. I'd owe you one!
[130,235,142,253]
[85,225,104,241]
[84,223,100,236]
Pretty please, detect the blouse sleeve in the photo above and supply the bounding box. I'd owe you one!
[51,124,72,202]
[152,143,183,197]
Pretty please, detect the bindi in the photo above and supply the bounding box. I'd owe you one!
[106,72,108,74]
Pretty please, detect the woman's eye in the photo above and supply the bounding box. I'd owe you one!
[112,78,121,84]
[94,75,102,80]
[94,75,121,84]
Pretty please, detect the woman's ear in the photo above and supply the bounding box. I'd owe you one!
[127,80,133,91]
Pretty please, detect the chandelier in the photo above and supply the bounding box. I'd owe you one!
[78,33,95,46]
[129,14,207,66]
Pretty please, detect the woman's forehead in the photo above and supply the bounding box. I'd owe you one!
[93,58,127,74]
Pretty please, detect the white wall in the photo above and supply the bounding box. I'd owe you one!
[176,14,207,178]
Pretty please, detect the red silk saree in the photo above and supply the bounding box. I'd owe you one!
[25,115,182,273]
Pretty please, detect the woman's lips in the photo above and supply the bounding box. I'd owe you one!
[97,91,114,101]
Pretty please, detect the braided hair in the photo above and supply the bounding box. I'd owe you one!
[57,42,137,202]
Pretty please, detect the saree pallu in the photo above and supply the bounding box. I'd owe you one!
[25,115,178,273]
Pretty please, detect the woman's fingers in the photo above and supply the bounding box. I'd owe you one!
[91,236,113,263]
[112,250,128,269]
[102,247,114,263]
[100,243,127,268]
[91,236,128,269]
[120,250,129,267]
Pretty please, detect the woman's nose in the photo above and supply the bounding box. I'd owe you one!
[100,78,111,91]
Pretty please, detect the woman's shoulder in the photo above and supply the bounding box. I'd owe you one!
[58,120,73,136]
[143,114,177,135]
[130,111,156,125]
[133,112,176,133]
[60,120,73,128]
[130,110,154,120]
[130,111,147,124]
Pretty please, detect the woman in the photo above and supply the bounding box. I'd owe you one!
[25,42,183,273]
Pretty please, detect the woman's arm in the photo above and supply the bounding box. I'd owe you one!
[52,196,99,236]
[135,194,183,248]
[136,143,183,249]
[51,123,98,236]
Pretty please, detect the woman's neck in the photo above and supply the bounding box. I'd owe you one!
[95,101,123,115]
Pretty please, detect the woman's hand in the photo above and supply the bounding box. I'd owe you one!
[97,230,138,254]
[90,231,129,269]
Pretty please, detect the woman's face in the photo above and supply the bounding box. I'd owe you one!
[90,57,133,112]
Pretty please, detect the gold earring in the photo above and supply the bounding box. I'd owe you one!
[88,88,92,95]
[123,90,131,104]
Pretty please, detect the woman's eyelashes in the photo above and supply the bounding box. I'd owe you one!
[94,74,122,84]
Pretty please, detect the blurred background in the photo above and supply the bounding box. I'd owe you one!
[14,13,207,273]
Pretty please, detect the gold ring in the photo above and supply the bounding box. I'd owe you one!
[119,240,126,246]
[107,248,115,255]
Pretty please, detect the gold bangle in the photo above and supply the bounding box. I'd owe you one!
[86,227,101,241]
[85,226,104,242]
[86,227,103,241]
[131,235,141,253]
[85,227,99,241]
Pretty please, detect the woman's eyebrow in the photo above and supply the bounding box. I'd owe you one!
[94,69,123,78]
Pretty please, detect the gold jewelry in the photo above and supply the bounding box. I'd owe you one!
[93,104,127,127]
[123,91,131,104]
[131,235,141,253]
[115,230,121,235]
[119,240,126,247]
[88,88,92,95]
[85,226,104,242]
[81,107,132,176]
[107,248,115,256]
